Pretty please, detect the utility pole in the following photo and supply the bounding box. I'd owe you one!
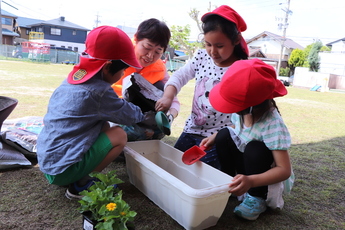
[94,14,101,29]
[276,0,291,75]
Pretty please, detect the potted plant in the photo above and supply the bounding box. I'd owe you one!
[78,170,136,230]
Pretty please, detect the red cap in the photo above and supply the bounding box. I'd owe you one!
[67,26,142,84]
[209,59,287,113]
[201,5,249,56]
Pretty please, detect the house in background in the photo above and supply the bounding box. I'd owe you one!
[1,8,90,53]
[117,25,137,39]
[292,37,345,91]
[246,31,304,70]
[1,9,19,45]
[318,38,345,77]
[14,16,44,44]
[25,16,90,52]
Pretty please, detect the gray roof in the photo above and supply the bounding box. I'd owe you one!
[16,17,44,28]
[247,31,304,49]
[1,9,18,18]
[28,17,90,31]
[326,38,345,46]
[2,28,19,36]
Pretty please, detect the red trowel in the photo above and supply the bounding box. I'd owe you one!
[182,145,207,165]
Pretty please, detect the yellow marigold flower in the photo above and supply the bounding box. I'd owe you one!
[106,203,117,211]
[120,211,126,216]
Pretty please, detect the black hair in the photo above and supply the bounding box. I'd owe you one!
[202,15,248,60]
[135,18,171,51]
[237,99,281,129]
[108,60,129,75]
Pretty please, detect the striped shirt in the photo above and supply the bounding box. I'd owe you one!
[229,108,291,152]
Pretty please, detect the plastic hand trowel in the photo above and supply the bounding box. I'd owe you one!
[155,111,171,136]
[182,145,207,165]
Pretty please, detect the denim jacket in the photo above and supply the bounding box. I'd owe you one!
[37,75,144,175]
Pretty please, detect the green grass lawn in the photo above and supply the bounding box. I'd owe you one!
[1,60,345,229]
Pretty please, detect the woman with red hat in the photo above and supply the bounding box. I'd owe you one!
[156,5,249,169]
[37,26,145,199]
[203,58,293,220]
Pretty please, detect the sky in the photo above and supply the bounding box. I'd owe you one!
[2,0,345,48]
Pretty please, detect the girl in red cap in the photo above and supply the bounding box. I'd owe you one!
[156,5,248,169]
[204,59,294,220]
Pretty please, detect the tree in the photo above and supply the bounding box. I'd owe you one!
[308,41,322,72]
[320,46,331,52]
[188,2,214,34]
[288,48,304,75]
[169,25,201,58]
[188,9,202,34]
[302,41,329,70]
[302,44,312,68]
[168,3,216,58]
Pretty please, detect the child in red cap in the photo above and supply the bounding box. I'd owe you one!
[203,58,293,220]
[156,5,249,169]
[37,26,145,199]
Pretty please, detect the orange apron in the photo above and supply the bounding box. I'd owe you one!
[111,59,166,98]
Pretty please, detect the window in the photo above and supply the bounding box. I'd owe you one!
[1,17,12,25]
[51,28,61,35]
[72,30,76,35]
[74,47,78,52]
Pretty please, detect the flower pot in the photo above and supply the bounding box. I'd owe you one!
[82,212,97,230]
[82,212,135,230]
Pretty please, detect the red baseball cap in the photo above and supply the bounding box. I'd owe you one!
[201,5,249,56]
[209,59,287,113]
[67,26,142,84]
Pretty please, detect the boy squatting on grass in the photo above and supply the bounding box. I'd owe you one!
[201,59,293,220]
[37,26,146,199]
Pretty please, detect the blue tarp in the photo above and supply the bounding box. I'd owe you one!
[174,50,186,56]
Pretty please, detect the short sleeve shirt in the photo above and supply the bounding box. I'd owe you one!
[230,109,291,152]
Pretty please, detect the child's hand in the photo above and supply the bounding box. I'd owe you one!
[228,174,253,196]
[200,133,217,151]
[155,96,172,112]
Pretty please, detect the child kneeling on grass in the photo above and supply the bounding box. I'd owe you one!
[37,26,144,199]
[201,59,293,220]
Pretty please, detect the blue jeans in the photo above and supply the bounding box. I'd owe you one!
[174,132,221,170]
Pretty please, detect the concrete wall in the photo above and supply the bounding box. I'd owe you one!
[319,52,345,76]
[294,67,345,91]
[293,67,330,92]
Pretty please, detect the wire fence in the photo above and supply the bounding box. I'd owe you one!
[1,44,79,64]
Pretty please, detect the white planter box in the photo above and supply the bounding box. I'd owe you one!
[124,140,233,230]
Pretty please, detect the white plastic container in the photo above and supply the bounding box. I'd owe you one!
[124,140,233,230]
